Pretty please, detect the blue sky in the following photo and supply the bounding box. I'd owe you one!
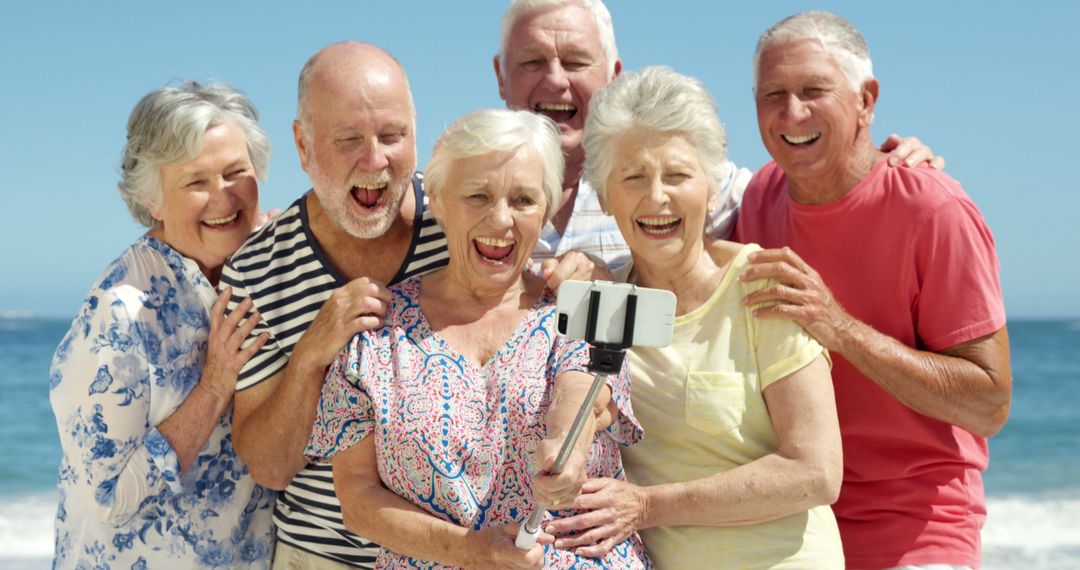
[1,1,1076,318]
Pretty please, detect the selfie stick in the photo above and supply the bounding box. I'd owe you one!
[515,288,637,550]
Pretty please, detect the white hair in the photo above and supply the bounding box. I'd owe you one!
[118,81,270,227]
[425,109,564,222]
[583,66,730,202]
[753,11,874,95]
[498,0,619,78]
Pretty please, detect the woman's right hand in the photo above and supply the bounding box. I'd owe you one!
[466,524,548,569]
[201,288,267,400]
[531,434,589,509]
[543,477,649,558]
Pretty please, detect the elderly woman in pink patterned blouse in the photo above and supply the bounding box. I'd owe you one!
[304,109,649,570]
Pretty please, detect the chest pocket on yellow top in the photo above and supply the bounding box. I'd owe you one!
[685,371,748,435]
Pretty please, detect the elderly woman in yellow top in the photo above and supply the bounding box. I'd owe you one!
[544,66,845,569]
[304,109,649,569]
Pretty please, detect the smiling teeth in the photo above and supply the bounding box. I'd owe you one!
[637,216,680,226]
[352,183,386,190]
[536,103,576,112]
[637,216,681,236]
[782,133,821,144]
[204,212,238,226]
[475,237,515,247]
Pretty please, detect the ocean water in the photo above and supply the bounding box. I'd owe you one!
[1,317,1077,569]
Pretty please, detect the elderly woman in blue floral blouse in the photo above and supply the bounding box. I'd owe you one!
[49,82,276,569]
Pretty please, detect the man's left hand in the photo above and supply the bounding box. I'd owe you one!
[540,251,613,292]
[740,247,854,351]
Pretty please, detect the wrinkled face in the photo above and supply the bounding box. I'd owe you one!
[603,129,710,269]
[754,38,872,189]
[429,146,548,290]
[151,122,259,273]
[496,4,616,164]
[299,69,416,238]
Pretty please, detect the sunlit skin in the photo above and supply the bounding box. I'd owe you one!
[428,146,549,300]
[754,38,882,203]
[149,122,259,284]
[494,3,621,200]
[602,129,715,285]
[295,46,416,239]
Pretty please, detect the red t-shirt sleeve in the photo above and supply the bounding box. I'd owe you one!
[910,176,1006,351]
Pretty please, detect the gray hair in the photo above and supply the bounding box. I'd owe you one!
[118,81,270,227]
[753,11,874,95]
[583,66,730,202]
[425,109,564,222]
[498,0,619,78]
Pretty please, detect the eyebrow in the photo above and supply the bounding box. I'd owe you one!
[180,158,247,180]
[513,44,595,60]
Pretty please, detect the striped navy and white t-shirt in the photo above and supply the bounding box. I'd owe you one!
[220,175,447,567]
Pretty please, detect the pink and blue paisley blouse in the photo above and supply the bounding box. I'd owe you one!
[306,276,650,569]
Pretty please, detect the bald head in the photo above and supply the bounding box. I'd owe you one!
[296,41,414,130]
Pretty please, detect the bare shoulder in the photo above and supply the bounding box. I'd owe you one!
[705,238,745,268]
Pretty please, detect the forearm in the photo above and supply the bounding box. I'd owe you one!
[644,450,837,529]
[234,360,327,488]
[337,476,479,566]
[546,373,612,449]
[156,382,232,471]
[333,439,485,567]
[834,319,1010,436]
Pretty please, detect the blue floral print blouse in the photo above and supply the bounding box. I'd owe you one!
[49,235,274,569]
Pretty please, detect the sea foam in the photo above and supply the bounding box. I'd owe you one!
[0,492,54,568]
[1,492,1078,568]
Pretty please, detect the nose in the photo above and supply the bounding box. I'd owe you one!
[543,59,571,90]
[782,93,811,122]
[356,139,390,172]
[647,176,671,205]
[209,175,237,208]
[489,199,513,228]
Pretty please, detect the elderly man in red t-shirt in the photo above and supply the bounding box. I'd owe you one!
[733,11,1012,570]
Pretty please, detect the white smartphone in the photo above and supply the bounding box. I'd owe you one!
[555,280,676,348]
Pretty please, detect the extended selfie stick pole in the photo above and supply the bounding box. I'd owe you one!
[515,288,637,550]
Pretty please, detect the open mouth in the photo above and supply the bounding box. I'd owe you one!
[781,132,821,146]
[474,236,516,264]
[636,216,682,238]
[534,102,577,124]
[350,183,387,209]
[202,211,242,229]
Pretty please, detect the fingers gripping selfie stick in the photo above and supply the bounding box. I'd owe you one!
[515,289,637,550]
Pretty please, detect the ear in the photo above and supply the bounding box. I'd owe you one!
[596,190,610,215]
[293,120,312,174]
[147,200,164,223]
[427,184,444,223]
[706,184,720,212]
[611,58,623,80]
[493,55,508,102]
[858,78,880,128]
